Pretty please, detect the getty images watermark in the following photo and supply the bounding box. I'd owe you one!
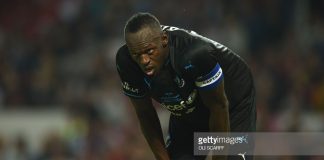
[197,134,249,146]
[194,132,324,156]
[194,132,253,158]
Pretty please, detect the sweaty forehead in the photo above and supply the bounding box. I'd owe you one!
[125,27,160,52]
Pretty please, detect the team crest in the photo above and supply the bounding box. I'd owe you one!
[174,76,185,88]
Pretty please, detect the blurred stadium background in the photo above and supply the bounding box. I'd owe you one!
[0,0,323,160]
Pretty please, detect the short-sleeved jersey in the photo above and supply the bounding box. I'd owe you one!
[116,26,254,122]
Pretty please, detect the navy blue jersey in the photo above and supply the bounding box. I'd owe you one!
[116,26,255,125]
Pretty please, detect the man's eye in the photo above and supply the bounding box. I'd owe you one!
[147,49,154,54]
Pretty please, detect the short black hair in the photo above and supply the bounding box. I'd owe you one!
[124,12,161,35]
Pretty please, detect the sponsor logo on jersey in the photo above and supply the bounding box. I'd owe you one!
[122,82,139,93]
[161,89,197,116]
[162,103,186,111]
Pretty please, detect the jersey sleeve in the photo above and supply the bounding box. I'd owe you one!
[115,46,147,98]
[182,43,224,90]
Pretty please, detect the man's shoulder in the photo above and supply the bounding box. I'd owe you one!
[162,25,194,42]
[162,26,211,76]
[115,44,141,74]
[116,44,132,67]
[163,25,215,57]
[173,39,214,68]
[116,44,129,63]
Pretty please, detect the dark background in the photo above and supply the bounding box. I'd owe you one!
[0,0,323,159]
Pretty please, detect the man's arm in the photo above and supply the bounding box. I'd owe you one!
[199,80,230,132]
[129,96,170,160]
[199,80,230,160]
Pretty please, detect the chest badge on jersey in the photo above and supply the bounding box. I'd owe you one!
[174,76,185,88]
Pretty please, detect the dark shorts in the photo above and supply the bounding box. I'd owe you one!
[166,91,256,160]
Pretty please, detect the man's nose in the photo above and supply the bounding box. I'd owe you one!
[140,54,150,66]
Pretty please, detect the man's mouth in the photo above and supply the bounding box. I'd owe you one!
[144,67,155,76]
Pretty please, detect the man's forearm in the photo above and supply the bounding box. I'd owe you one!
[136,109,170,160]
[209,104,230,160]
[209,105,230,132]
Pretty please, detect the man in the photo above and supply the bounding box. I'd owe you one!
[115,12,256,160]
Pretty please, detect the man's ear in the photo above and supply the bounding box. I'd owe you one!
[161,31,168,48]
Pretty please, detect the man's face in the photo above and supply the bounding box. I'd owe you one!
[126,27,168,77]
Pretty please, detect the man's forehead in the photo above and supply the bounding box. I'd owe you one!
[126,27,160,42]
[125,27,160,52]
[127,42,154,54]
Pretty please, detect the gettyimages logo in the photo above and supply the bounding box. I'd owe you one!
[196,132,324,157]
[194,133,251,156]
